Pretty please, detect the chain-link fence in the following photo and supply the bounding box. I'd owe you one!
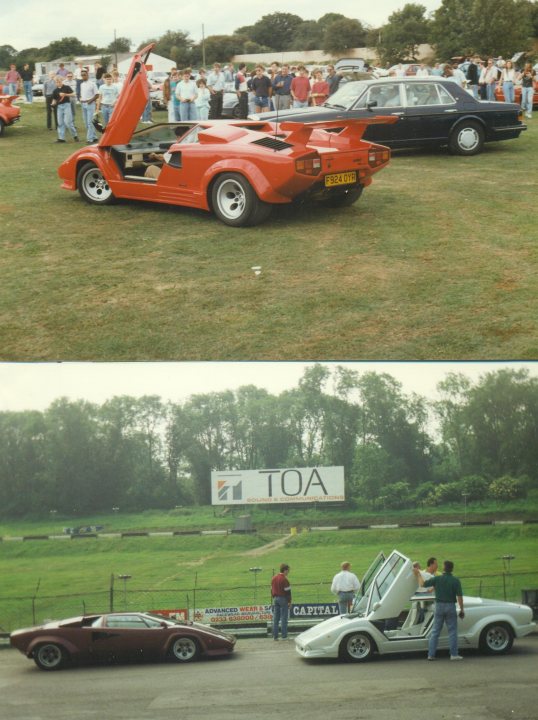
[1,572,537,634]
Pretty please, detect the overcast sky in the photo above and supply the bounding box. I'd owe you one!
[5,1,443,53]
[0,362,536,413]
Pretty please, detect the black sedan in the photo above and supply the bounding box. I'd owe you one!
[253,77,526,155]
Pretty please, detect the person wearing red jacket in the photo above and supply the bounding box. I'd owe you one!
[271,563,291,640]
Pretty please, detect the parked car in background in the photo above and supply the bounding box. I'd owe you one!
[254,77,527,156]
[295,550,536,662]
[58,43,398,227]
[388,63,421,76]
[10,612,236,670]
[32,74,47,96]
[0,94,21,136]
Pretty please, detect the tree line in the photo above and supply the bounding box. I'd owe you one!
[2,1,538,71]
[0,366,536,518]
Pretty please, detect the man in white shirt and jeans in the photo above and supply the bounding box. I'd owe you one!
[331,561,360,615]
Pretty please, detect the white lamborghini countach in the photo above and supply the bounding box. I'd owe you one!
[295,550,535,662]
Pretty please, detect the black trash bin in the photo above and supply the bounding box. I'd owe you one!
[521,589,538,619]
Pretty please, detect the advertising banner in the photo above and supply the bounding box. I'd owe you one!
[211,466,345,505]
[192,605,273,623]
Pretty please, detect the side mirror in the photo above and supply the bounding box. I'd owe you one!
[367,100,378,112]
[373,602,381,611]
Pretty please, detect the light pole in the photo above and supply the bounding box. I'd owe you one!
[249,567,262,602]
[118,574,132,609]
[461,492,469,526]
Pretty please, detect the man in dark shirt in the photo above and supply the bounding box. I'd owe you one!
[51,77,79,143]
[20,64,33,104]
[326,65,342,96]
[415,559,464,660]
[271,563,291,640]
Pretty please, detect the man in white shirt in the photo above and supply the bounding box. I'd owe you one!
[414,557,437,622]
[331,561,360,615]
[79,69,99,143]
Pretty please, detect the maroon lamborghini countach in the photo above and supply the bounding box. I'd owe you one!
[10,612,236,670]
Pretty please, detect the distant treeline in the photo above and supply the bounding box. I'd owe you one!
[1,365,537,518]
[2,1,537,71]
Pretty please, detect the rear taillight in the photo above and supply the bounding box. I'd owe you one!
[296,156,321,175]
[368,149,390,167]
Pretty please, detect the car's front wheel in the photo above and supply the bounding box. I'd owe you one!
[340,632,375,662]
[0,119,5,137]
[211,173,271,227]
[170,636,200,663]
[33,643,68,671]
[449,121,485,156]
[479,623,514,655]
[77,162,115,205]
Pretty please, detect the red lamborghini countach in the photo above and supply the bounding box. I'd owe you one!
[58,44,396,227]
[0,94,20,137]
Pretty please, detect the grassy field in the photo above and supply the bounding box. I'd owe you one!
[1,516,537,630]
[1,101,537,360]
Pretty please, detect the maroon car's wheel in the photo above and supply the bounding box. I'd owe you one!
[170,636,200,663]
[339,632,374,662]
[0,119,5,138]
[33,643,67,671]
[211,173,271,227]
[77,162,115,205]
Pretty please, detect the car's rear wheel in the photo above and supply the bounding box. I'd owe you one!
[479,623,514,655]
[170,636,200,663]
[340,632,374,662]
[449,121,485,156]
[33,643,67,671]
[322,186,363,208]
[211,173,271,227]
[0,119,5,137]
[77,162,115,205]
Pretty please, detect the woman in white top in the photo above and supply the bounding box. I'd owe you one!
[499,60,517,103]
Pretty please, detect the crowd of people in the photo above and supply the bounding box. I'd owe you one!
[2,52,535,140]
[271,556,466,661]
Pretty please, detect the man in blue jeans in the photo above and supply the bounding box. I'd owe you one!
[415,560,464,660]
[271,564,291,640]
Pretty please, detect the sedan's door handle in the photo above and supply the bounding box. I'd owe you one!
[391,112,405,116]
[444,109,458,113]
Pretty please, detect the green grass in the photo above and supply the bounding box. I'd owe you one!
[1,101,537,359]
[1,525,537,630]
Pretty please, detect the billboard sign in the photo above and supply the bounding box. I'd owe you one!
[211,466,345,505]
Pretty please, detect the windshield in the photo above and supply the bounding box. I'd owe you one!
[324,81,367,110]
[350,552,385,615]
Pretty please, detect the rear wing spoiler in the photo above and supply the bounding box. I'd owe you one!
[276,116,399,145]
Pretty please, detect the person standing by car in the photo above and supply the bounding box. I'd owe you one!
[251,65,272,114]
[271,64,293,111]
[310,69,329,106]
[234,63,249,119]
[499,60,517,103]
[466,56,480,99]
[207,62,226,119]
[20,63,33,103]
[5,64,21,95]
[520,63,535,118]
[331,561,360,615]
[79,69,99,143]
[414,560,464,660]
[97,73,120,126]
[271,564,292,640]
[484,58,500,101]
[291,65,311,108]
[51,76,78,143]
[326,64,342,95]
[176,69,198,121]
[43,71,58,130]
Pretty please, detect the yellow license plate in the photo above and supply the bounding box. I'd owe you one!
[324,171,357,187]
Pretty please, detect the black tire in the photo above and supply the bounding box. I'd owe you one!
[479,623,514,655]
[0,119,5,137]
[339,632,375,662]
[232,103,242,119]
[449,120,485,156]
[76,162,115,205]
[33,643,67,671]
[322,186,363,208]
[211,172,270,227]
[170,636,200,663]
